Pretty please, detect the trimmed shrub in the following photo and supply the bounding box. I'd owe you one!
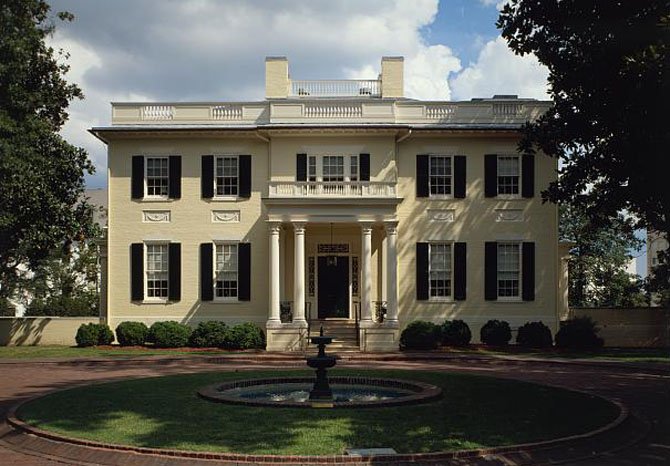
[225,322,265,350]
[516,321,553,348]
[400,320,441,350]
[189,321,229,348]
[555,317,604,350]
[480,319,512,346]
[75,323,114,347]
[441,320,472,347]
[115,321,149,347]
[147,321,192,348]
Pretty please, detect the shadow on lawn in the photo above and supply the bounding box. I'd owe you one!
[15,369,620,455]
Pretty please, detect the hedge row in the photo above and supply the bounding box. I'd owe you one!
[400,317,603,351]
[75,320,265,349]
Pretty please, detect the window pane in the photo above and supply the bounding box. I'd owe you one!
[497,243,520,297]
[215,244,238,298]
[215,156,239,196]
[146,244,168,298]
[429,243,452,297]
[429,155,452,195]
[146,157,169,196]
[497,156,519,195]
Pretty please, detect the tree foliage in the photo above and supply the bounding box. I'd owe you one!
[498,0,670,297]
[0,0,96,299]
[560,204,645,307]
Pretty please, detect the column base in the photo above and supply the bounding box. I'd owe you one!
[266,321,309,352]
[358,321,399,352]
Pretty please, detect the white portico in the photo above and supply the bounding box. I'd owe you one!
[264,200,400,351]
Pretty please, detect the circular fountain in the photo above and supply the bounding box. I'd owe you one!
[198,327,442,409]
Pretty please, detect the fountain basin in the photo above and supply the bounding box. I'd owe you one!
[198,376,442,409]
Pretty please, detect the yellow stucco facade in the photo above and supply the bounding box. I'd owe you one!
[92,57,559,351]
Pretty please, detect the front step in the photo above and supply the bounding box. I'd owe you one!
[308,320,359,351]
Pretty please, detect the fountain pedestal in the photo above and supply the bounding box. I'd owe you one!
[306,327,337,407]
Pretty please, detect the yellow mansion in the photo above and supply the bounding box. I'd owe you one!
[91,57,566,351]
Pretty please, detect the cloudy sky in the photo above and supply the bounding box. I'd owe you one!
[48,0,549,189]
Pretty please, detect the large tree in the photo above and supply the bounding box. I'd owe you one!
[0,1,96,299]
[560,205,646,307]
[498,1,669,286]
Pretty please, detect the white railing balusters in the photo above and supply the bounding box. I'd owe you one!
[291,80,381,97]
[141,105,174,120]
[212,105,243,120]
[268,181,396,198]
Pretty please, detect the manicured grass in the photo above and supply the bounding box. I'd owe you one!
[0,345,233,359]
[18,369,619,455]
[445,346,670,363]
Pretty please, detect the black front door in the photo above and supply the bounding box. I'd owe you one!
[317,256,349,318]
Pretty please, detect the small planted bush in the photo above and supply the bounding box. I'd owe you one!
[441,319,472,347]
[147,321,192,348]
[400,320,441,350]
[189,321,229,348]
[115,321,149,347]
[555,316,604,350]
[225,322,265,350]
[480,319,512,346]
[516,321,553,348]
[75,323,114,347]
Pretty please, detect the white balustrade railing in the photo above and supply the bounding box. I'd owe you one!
[141,105,174,120]
[291,80,381,97]
[304,103,363,118]
[492,102,523,116]
[269,181,396,198]
[425,104,457,119]
[212,105,243,120]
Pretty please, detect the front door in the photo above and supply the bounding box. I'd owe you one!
[317,256,349,318]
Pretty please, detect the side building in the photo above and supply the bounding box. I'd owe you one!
[91,56,564,351]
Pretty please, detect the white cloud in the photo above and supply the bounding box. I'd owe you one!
[449,36,549,100]
[478,0,510,10]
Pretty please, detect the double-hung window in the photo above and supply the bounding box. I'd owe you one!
[497,156,520,196]
[215,156,239,196]
[146,243,169,299]
[322,156,345,182]
[146,157,169,198]
[429,155,452,196]
[350,155,359,182]
[215,243,238,298]
[497,242,521,298]
[307,156,317,182]
[429,243,452,298]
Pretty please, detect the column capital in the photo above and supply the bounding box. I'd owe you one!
[360,222,374,234]
[268,222,282,234]
[384,222,399,235]
[292,222,306,233]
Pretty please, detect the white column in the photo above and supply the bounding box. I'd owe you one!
[293,223,307,323]
[385,223,399,323]
[360,223,373,322]
[268,223,281,324]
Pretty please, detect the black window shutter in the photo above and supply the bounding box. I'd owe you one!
[416,155,429,198]
[201,156,214,199]
[522,154,535,198]
[130,243,144,301]
[239,155,252,198]
[169,156,181,199]
[454,156,466,198]
[484,154,497,198]
[522,242,535,301]
[485,242,498,300]
[416,242,429,300]
[238,243,251,301]
[360,153,370,181]
[296,153,307,181]
[168,243,181,301]
[200,243,213,301]
[131,156,144,199]
[454,242,467,300]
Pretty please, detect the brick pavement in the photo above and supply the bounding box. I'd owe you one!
[0,354,668,465]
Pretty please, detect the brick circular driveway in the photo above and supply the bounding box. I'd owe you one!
[0,353,668,465]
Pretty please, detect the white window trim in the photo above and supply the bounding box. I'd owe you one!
[306,154,361,183]
[213,155,240,201]
[496,241,522,301]
[428,241,454,302]
[428,154,454,200]
[144,241,169,303]
[144,156,170,200]
[213,241,239,302]
[496,154,522,199]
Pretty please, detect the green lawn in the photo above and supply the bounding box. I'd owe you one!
[18,369,619,455]
[445,346,670,363]
[0,345,234,359]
